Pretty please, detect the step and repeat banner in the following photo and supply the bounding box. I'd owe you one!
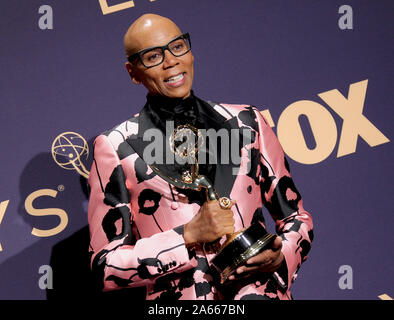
[0,0,392,300]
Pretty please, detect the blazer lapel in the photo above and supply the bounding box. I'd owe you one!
[200,100,243,200]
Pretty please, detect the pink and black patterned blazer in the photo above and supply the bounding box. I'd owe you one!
[87,96,314,300]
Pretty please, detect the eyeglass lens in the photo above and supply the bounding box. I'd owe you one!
[141,37,190,67]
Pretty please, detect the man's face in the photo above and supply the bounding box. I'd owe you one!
[126,23,194,99]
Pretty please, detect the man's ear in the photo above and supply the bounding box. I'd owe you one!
[125,62,141,85]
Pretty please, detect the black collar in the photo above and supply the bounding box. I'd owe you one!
[137,91,228,138]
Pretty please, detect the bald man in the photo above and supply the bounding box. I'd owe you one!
[87,14,313,300]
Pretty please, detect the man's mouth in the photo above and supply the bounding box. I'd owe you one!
[164,73,185,84]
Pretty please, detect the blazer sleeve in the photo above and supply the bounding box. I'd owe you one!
[87,134,196,292]
[253,108,314,291]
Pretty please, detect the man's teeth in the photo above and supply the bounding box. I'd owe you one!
[165,73,184,83]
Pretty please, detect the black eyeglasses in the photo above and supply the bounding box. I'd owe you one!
[127,33,191,69]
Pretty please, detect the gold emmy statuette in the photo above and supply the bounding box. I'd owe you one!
[51,132,90,179]
[150,125,276,283]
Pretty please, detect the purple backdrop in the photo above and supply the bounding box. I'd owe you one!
[0,0,393,300]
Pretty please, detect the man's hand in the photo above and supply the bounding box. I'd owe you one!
[183,200,236,245]
[228,236,284,280]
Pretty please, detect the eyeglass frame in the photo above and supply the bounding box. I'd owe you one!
[127,32,192,69]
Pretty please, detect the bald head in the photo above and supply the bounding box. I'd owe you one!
[123,14,182,57]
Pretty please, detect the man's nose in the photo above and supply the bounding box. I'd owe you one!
[162,49,179,69]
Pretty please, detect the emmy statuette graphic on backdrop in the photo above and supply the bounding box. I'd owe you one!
[51,132,90,179]
[149,124,277,283]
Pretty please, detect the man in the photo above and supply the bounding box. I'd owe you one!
[87,13,313,300]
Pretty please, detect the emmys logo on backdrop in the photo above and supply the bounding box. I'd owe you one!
[51,132,90,179]
[0,132,90,252]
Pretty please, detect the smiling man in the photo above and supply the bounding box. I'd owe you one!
[87,14,313,300]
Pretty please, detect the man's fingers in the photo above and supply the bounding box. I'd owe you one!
[236,264,260,275]
[226,238,285,280]
[245,237,282,264]
[246,250,271,265]
[271,236,283,251]
[246,257,272,268]
[222,225,235,235]
[228,271,251,281]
